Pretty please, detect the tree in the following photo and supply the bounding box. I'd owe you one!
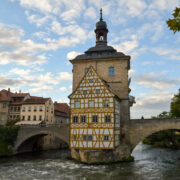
[167,7,180,33]
[151,111,170,119]
[170,90,180,117]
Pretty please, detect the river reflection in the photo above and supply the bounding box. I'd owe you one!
[0,143,180,180]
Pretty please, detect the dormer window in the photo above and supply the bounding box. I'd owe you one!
[109,67,114,76]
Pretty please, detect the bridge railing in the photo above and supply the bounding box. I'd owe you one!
[130,118,180,121]
[18,123,69,128]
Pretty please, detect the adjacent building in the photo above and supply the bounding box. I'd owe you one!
[54,102,70,124]
[21,96,54,123]
[0,89,12,125]
[9,92,30,121]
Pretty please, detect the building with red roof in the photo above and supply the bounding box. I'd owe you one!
[0,88,13,125]
[9,91,30,121]
[54,102,70,124]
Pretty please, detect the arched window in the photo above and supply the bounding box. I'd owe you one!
[99,32,104,41]
[109,67,115,76]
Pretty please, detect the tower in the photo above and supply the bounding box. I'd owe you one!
[69,9,133,163]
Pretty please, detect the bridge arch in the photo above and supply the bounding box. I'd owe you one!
[128,118,180,152]
[14,125,69,154]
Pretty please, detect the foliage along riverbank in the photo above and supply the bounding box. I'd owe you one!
[143,130,180,149]
[143,90,180,149]
[0,126,19,157]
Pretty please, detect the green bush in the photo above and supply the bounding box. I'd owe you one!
[0,126,20,156]
[143,130,180,149]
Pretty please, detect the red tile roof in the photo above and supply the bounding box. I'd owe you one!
[54,103,70,117]
[0,89,13,102]
[23,96,50,104]
[11,93,29,97]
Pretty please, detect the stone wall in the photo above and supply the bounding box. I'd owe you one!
[72,58,129,99]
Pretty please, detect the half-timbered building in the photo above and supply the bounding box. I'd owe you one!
[69,66,122,149]
[69,9,135,161]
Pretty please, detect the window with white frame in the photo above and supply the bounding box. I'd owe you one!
[105,115,111,123]
[104,135,109,141]
[103,100,109,107]
[109,67,115,76]
[40,106,43,111]
[73,135,77,140]
[92,115,98,123]
[73,116,78,123]
[1,113,5,121]
[89,100,94,108]
[75,101,80,108]
[96,89,100,94]
[88,135,92,141]
[83,135,87,141]
[85,68,89,73]
[81,116,86,123]
[34,106,37,111]
[2,103,6,109]
[28,106,31,111]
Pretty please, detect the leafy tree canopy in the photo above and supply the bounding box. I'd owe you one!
[170,90,180,117]
[167,7,180,33]
[151,111,171,119]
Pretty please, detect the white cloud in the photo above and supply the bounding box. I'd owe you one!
[118,0,147,17]
[113,35,139,54]
[67,51,81,60]
[149,0,179,11]
[59,87,67,92]
[57,97,69,104]
[25,11,51,27]
[9,68,30,77]
[131,91,175,118]
[153,47,180,61]
[57,72,72,82]
[20,0,53,13]
[84,7,97,20]
[29,86,53,93]
[134,72,180,91]
[129,69,135,76]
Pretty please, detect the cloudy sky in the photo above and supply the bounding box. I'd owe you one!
[0,0,180,118]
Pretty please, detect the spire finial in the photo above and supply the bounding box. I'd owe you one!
[100,8,103,21]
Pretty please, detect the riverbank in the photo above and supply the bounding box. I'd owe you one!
[143,130,180,149]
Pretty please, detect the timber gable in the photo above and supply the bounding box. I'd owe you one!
[70,66,118,150]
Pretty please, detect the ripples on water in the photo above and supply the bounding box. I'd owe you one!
[0,143,180,180]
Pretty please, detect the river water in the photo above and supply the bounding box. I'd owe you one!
[0,143,180,180]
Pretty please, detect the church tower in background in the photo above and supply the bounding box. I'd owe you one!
[69,9,135,163]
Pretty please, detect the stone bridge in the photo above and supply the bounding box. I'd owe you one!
[13,118,180,158]
[13,124,69,154]
[127,118,180,152]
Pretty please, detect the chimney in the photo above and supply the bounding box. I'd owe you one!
[8,88,10,92]
[19,90,21,93]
